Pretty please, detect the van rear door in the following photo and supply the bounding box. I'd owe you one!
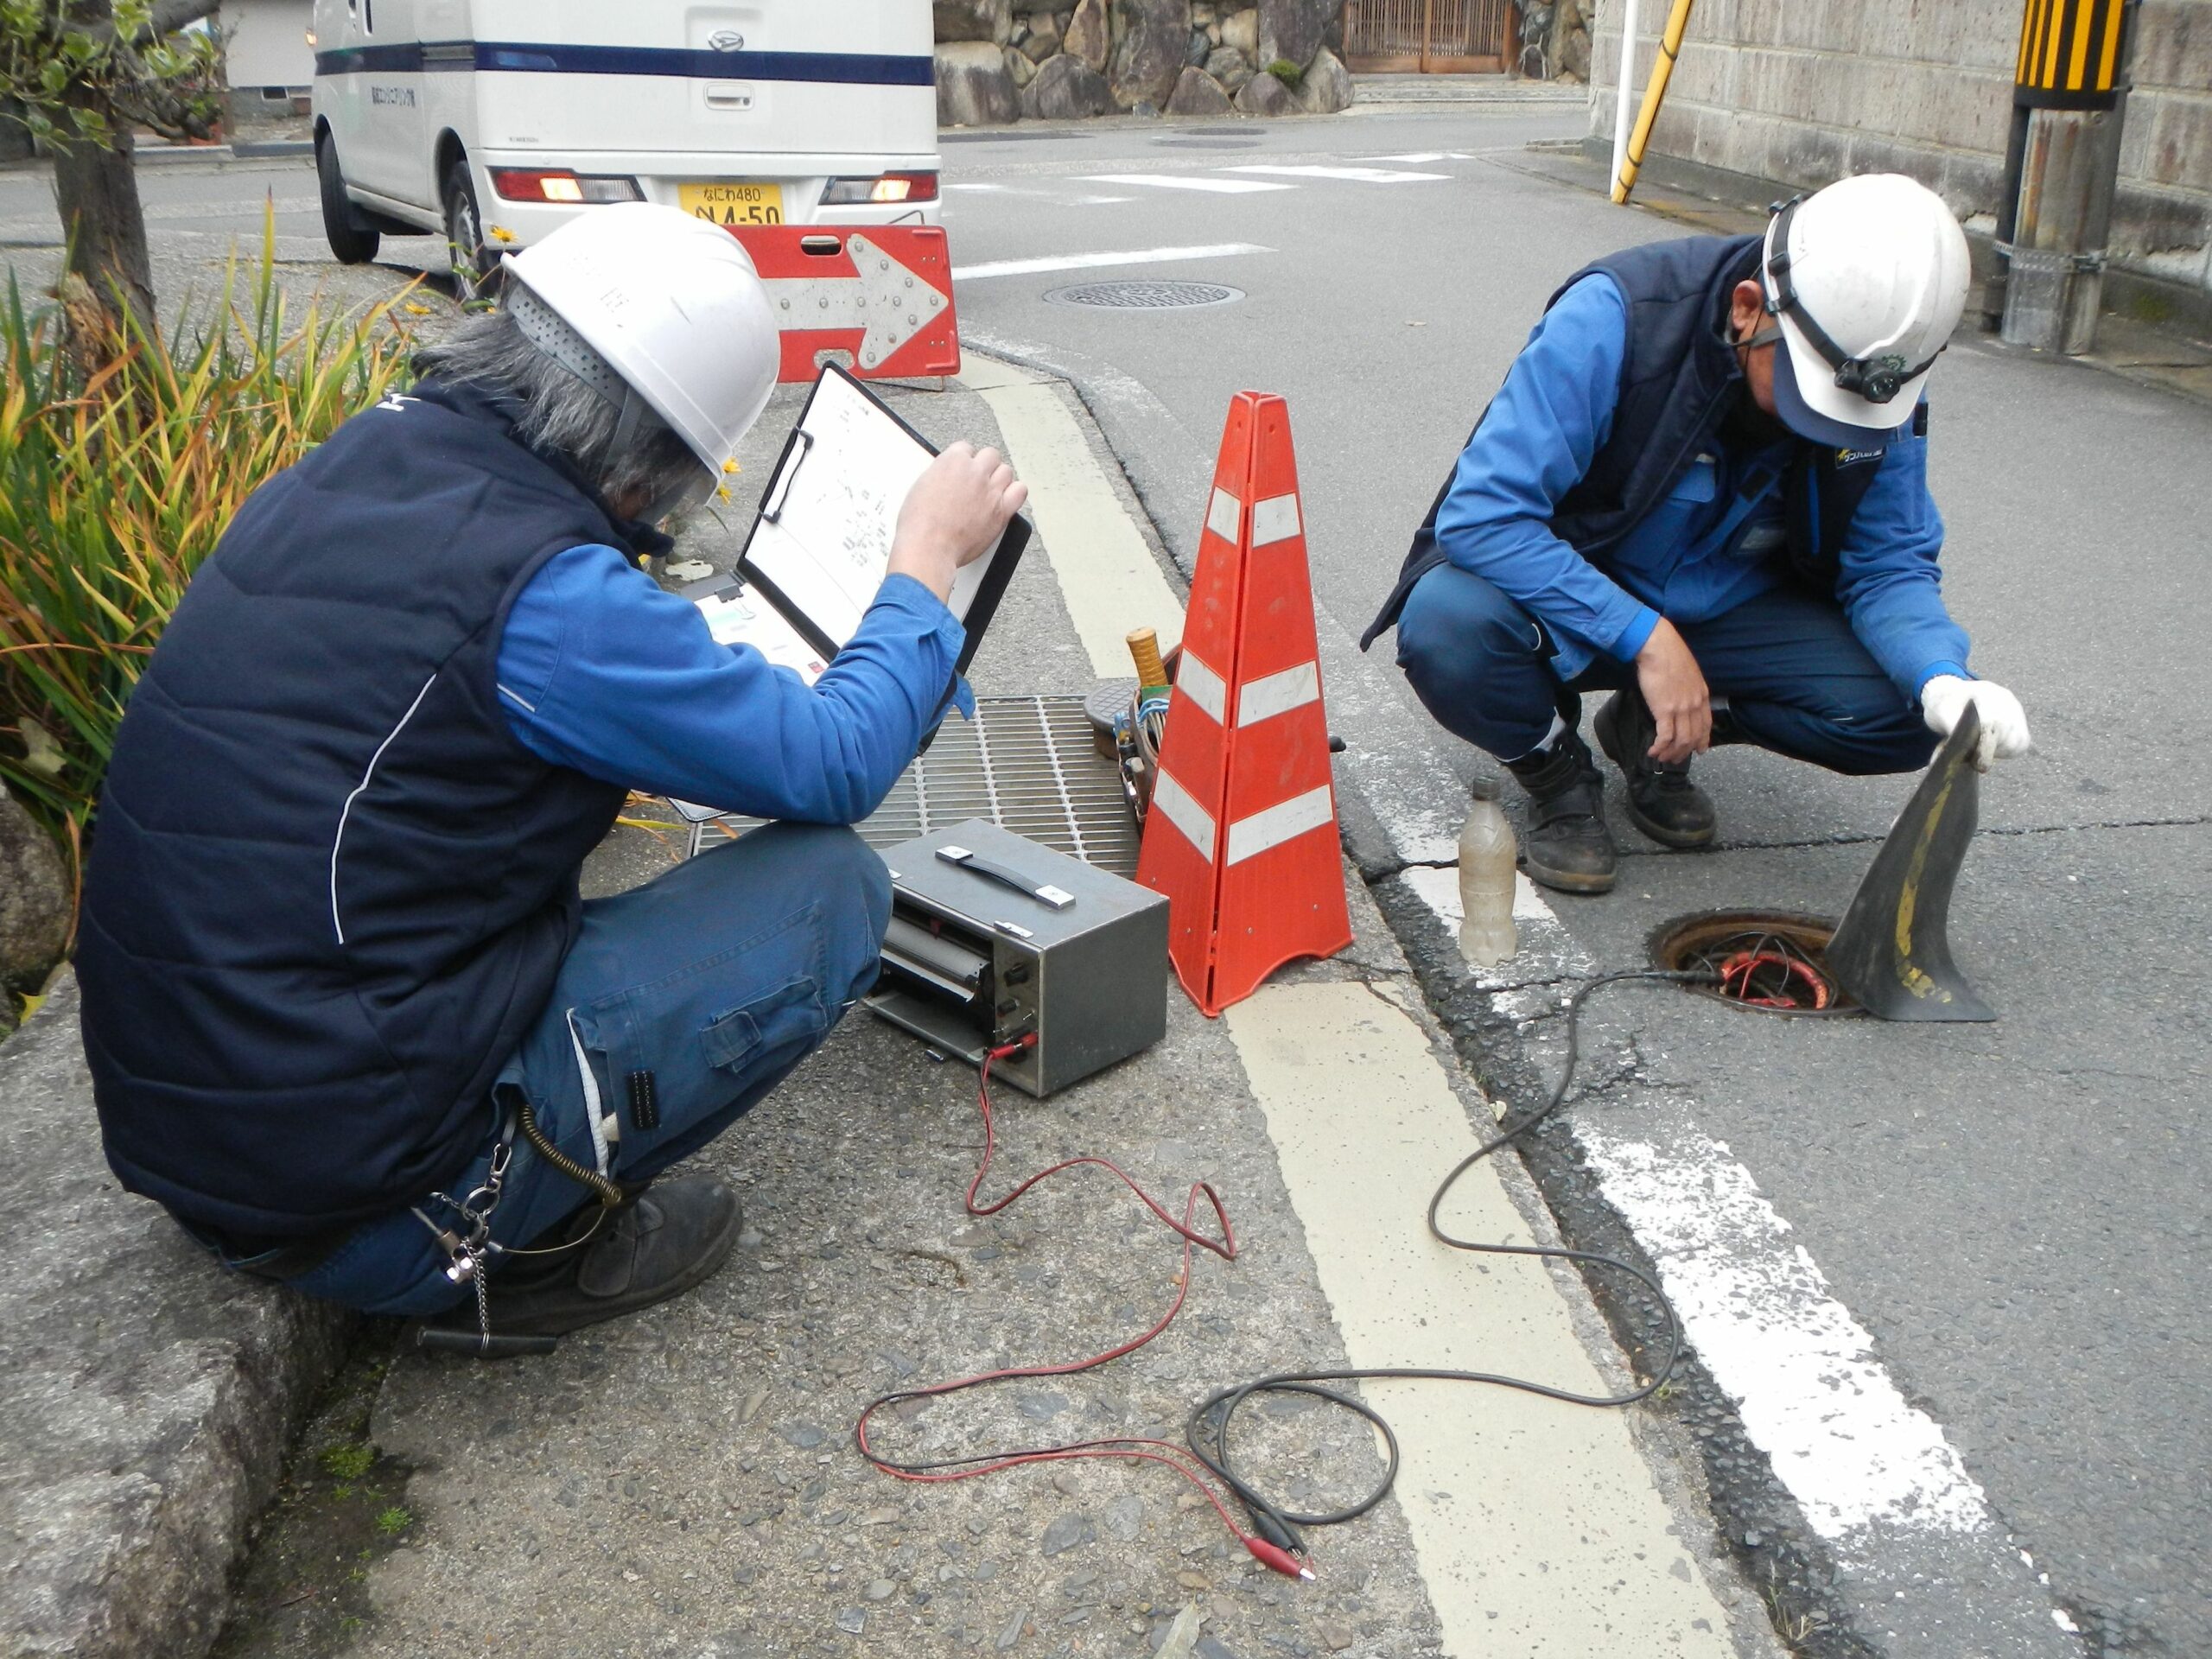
[466,2,938,224]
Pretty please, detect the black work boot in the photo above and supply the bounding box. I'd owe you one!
[1504,731,1618,894]
[433,1176,744,1345]
[1593,685,1719,849]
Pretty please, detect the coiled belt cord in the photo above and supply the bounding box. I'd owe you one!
[411,1100,633,1357]
[515,1099,628,1210]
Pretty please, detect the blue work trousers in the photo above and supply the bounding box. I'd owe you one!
[268,823,890,1317]
[1395,564,1938,776]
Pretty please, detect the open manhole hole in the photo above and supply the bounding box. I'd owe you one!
[1043,279,1245,310]
[1650,910,1859,1017]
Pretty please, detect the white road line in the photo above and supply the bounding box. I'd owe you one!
[1575,1121,1994,1548]
[946,182,1135,205]
[1224,164,1450,184]
[1081,172,1295,194]
[1227,982,1738,1656]
[1401,869,2001,1555]
[1363,150,1477,162]
[951,242,1273,281]
[953,354,1184,673]
[975,359,1748,1651]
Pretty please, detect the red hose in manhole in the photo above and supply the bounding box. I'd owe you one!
[1649,910,1859,1018]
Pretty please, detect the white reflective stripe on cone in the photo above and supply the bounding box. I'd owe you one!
[1178,652,1229,725]
[1253,494,1301,547]
[1236,660,1319,728]
[1206,487,1242,543]
[1225,784,1335,866]
[1151,771,1218,860]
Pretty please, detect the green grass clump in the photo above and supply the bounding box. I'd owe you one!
[319,1442,377,1482]
[0,208,414,917]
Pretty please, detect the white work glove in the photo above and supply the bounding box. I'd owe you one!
[1920,675,2031,770]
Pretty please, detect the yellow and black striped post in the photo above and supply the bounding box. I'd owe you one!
[1999,0,2140,353]
[2013,0,2132,111]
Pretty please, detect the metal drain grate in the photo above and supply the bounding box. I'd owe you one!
[678,695,1141,874]
[1043,279,1244,311]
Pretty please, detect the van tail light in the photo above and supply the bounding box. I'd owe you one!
[488,169,644,205]
[821,172,939,206]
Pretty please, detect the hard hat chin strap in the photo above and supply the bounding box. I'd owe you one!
[1762,197,1942,406]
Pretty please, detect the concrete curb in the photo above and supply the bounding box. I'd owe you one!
[135,140,314,167]
[0,973,353,1659]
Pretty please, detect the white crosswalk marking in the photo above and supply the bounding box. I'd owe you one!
[947,182,1131,205]
[952,243,1272,281]
[1083,173,1294,194]
[1224,164,1449,184]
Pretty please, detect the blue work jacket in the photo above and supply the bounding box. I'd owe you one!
[1431,272,1969,693]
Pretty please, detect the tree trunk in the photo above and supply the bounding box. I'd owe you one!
[49,82,156,340]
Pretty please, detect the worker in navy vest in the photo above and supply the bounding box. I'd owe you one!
[76,206,1026,1353]
[1363,175,2032,895]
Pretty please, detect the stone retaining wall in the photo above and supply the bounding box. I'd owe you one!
[936,0,1353,125]
[1586,0,2212,302]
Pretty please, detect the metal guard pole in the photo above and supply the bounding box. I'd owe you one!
[1609,0,1642,206]
[1613,0,1695,204]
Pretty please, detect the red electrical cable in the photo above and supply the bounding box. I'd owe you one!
[1718,949,1832,1010]
[851,1038,1313,1580]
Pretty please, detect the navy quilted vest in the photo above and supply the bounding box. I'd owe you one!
[78,379,658,1235]
[1362,234,1892,649]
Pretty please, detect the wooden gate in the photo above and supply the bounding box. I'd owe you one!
[1343,0,1515,73]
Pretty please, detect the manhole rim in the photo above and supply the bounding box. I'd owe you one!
[1040,278,1247,311]
[1648,907,1861,1019]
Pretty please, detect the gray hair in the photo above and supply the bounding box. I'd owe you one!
[411,305,702,512]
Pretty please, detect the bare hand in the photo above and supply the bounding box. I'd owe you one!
[1635,619,1712,764]
[887,443,1028,602]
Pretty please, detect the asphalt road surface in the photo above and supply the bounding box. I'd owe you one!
[923,107,2209,1659]
[3,102,2205,1657]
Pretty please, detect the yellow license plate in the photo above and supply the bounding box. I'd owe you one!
[679,181,785,227]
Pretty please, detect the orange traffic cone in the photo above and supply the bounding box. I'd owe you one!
[1136,392,1353,1017]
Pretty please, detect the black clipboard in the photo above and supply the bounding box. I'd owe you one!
[734,362,1029,677]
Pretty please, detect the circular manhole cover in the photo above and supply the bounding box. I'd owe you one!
[1043,279,1245,311]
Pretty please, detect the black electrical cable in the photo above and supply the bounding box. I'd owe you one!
[1182,968,1719,1555]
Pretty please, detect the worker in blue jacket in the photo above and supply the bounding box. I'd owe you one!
[1363,174,2031,894]
[77,206,1026,1353]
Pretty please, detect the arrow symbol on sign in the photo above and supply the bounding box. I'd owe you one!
[760,234,950,372]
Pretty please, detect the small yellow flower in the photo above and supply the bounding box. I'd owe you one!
[488,226,516,245]
[403,302,432,316]
[716,485,733,501]
[721,458,741,474]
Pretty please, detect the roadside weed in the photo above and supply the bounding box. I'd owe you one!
[0,207,413,914]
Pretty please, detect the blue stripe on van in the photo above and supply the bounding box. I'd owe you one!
[314,41,933,86]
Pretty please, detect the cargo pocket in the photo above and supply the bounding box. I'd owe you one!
[702,975,829,1079]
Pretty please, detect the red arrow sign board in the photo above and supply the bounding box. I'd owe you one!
[726,226,961,383]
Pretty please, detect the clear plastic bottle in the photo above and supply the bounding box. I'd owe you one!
[1458,772,1518,969]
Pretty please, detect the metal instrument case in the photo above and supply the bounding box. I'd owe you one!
[867,819,1169,1096]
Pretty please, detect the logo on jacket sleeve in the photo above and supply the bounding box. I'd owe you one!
[1834,445,1885,468]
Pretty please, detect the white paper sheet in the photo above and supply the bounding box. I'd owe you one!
[742,369,1007,645]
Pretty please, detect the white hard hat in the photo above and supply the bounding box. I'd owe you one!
[500,203,779,495]
[1759,175,1970,448]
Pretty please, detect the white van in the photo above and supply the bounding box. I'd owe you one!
[311,2,940,292]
